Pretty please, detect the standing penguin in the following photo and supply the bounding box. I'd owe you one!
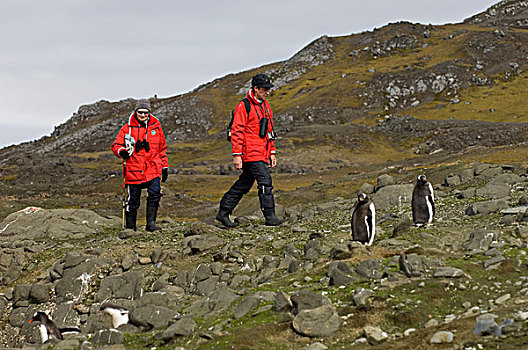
[412,174,435,226]
[28,312,63,343]
[351,193,376,246]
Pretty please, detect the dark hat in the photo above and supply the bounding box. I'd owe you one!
[135,98,151,111]
[251,73,274,88]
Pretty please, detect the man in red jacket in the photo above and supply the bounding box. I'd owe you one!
[112,99,169,231]
[216,73,284,227]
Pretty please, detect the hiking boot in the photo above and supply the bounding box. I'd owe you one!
[264,211,284,226]
[125,211,137,231]
[146,204,161,232]
[216,210,239,228]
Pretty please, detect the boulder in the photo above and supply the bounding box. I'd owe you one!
[291,290,332,314]
[465,199,509,216]
[430,331,454,344]
[463,229,497,251]
[292,305,341,337]
[474,314,501,336]
[328,261,359,286]
[92,329,124,345]
[363,326,388,344]
[161,317,196,339]
[476,183,511,199]
[399,254,425,277]
[356,260,385,280]
[433,267,465,278]
[376,174,394,188]
[234,296,260,319]
[371,184,414,210]
[129,305,178,329]
[96,271,144,302]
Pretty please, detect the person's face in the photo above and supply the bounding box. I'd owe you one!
[254,86,271,101]
[136,109,150,122]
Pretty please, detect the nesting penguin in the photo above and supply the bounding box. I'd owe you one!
[351,193,376,246]
[412,174,435,226]
[99,302,129,328]
[28,312,63,343]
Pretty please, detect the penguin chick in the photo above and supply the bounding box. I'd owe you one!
[99,302,129,328]
[351,193,376,246]
[412,174,435,226]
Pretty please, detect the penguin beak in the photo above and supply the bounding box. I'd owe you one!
[28,318,34,323]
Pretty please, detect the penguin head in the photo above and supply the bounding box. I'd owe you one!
[357,193,369,204]
[418,174,428,184]
[29,311,49,324]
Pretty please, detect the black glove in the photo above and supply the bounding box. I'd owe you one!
[161,168,168,183]
[119,150,130,159]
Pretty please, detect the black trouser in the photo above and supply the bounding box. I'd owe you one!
[126,177,162,213]
[219,161,275,214]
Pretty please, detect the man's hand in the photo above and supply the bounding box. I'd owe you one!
[119,149,130,159]
[269,154,277,168]
[233,156,243,170]
[161,168,168,183]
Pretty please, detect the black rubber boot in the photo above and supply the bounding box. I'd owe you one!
[264,210,284,226]
[125,211,137,231]
[145,204,161,232]
[216,210,239,228]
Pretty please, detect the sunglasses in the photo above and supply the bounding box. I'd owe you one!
[136,111,149,115]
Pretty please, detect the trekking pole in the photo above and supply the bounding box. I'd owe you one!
[122,160,127,229]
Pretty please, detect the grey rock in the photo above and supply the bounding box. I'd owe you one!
[96,271,144,302]
[359,183,374,194]
[430,331,454,344]
[230,275,250,288]
[356,260,384,280]
[433,267,465,278]
[120,252,136,271]
[328,261,358,286]
[186,285,239,316]
[464,229,497,252]
[195,276,219,296]
[161,317,196,339]
[329,244,352,260]
[353,288,373,308]
[29,284,50,304]
[135,292,182,309]
[54,339,82,350]
[377,174,394,188]
[54,302,81,328]
[92,329,124,345]
[465,199,509,216]
[399,254,425,277]
[489,173,522,186]
[13,284,31,305]
[444,174,461,186]
[193,264,212,282]
[234,296,260,319]
[129,305,177,329]
[371,184,414,210]
[303,342,328,350]
[484,255,506,269]
[392,216,413,237]
[291,290,332,314]
[459,188,476,199]
[460,168,475,183]
[476,183,511,199]
[183,235,223,254]
[476,166,502,180]
[151,273,169,292]
[292,305,341,337]
[275,290,293,312]
[151,249,167,264]
[363,325,388,344]
[474,314,501,336]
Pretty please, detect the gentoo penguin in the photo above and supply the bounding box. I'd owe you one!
[28,312,63,343]
[99,302,129,328]
[351,193,376,246]
[412,174,435,226]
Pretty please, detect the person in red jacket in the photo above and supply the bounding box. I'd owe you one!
[111,99,169,231]
[216,73,284,227]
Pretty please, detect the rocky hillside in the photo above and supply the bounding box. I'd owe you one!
[0,1,528,349]
[0,162,527,349]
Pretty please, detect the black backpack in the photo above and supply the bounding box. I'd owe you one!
[227,98,250,142]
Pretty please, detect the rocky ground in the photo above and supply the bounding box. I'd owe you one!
[0,161,527,349]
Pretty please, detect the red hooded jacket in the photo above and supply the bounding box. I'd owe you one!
[112,113,168,184]
[231,90,276,163]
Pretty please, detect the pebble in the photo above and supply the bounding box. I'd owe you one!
[430,331,454,344]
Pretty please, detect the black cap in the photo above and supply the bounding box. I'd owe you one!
[251,73,274,88]
[135,99,151,111]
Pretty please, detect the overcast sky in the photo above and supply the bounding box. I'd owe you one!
[1,0,498,148]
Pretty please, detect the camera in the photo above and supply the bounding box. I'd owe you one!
[135,140,150,152]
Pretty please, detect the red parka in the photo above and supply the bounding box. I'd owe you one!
[112,113,168,184]
[231,89,276,163]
